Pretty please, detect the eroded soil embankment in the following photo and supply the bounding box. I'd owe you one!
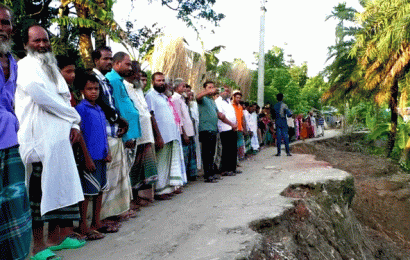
[246,134,410,259]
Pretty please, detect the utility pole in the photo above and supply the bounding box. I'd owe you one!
[257,0,267,107]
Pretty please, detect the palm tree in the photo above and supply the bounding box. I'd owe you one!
[323,3,361,105]
[351,0,410,156]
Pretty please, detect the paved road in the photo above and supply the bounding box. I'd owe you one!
[59,130,348,260]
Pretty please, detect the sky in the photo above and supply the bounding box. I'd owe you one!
[112,0,364,77]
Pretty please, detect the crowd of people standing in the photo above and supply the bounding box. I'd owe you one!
[0,4,327,259]
[0,4,280,260]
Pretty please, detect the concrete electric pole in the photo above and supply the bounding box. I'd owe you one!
[257,0,267,107]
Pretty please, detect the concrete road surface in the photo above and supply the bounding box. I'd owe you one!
[58,130,348,260]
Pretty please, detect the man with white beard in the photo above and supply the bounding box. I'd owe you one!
[0,4,32,260]
[15,25,85,258]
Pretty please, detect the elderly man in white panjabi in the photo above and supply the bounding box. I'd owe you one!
[15,25,85,256]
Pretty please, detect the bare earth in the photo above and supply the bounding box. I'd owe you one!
[292,133,410,249]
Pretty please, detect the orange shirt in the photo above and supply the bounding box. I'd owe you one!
[232,103,244,131]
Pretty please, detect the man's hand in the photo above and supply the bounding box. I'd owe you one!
[182,134,190,145]
[117,117,129,137]
[70,128,81,144]
[231,122,238,131]
[105,153,112,163]
[85,159,96,173]
[125,139,136,149]
[155,137,165,151]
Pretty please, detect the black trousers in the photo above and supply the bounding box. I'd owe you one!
[220,130,237,173]
[199,131,217,180]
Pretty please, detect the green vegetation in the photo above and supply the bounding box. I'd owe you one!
[249,46,328,114]
[324,0,410,167]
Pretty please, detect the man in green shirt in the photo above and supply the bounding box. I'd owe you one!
[196,81,236,182]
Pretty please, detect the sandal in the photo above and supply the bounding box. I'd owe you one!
[97,224,119,233]
[154,194,172,200]
[30,248,61,260]
[68,232,87,241]
[135,196,152,206]
[204,178,218,183]
[48,237,86,251]
[101,219,122,228]
[85,230,105,241]
[173,188,183,194]
[127,209,138,218]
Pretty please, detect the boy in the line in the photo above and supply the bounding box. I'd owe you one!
[75,72,112,240]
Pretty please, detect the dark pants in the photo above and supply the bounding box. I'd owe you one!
[220,130,237,172]
[199,131,217,180]
[276,127,290,154]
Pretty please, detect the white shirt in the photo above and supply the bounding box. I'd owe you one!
[15,55,84,216]
[287,117,295,128]
[215,96,236,132]
[247,111,258,133]
[123,81,154,145]
[145,88,179,144]
[171,92,195,137]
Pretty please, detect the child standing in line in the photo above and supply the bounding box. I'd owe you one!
[75,72,112,240]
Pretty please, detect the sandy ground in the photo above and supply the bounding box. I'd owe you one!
[58,130,348,260]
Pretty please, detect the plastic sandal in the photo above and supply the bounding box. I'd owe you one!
[48,237,86,251]
[30,248,61,260]
[85,230,105,241]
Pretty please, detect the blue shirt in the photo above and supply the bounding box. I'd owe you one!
[106,69,141,142]
[0,53,18,150]
[93,68,119,138]
[76,99,109,160]
[273,101,292,129]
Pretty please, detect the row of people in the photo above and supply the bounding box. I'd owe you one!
[0,7,263,259]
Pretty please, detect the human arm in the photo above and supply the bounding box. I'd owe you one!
[116,117,128,137]
[151,113,164,150]
[77,134,96,172]
[105,148,112,163]
[196,88,216,103]
[217,112,237,131]
[242,114,249,135]
[21,81,81,125]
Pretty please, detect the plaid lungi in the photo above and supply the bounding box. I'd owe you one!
[237,132,245,159]
[182,137,197,178]
[0,146,31,260]
[129,143,158,189]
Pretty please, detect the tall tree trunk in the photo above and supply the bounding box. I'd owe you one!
[79,30,94,69]
[95,0,107,49]
[387,81,399,157]
[59,1,70,40]
[75,3,94,69]
[95,33,107,50]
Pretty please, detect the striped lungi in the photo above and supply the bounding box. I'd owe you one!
[237,131,245,159]
[155,140,184,195]
[213,133,222,172]
[244,134,252,154]
[129,143,158,189]
[182,137,197,179]
[100,137,131,220]
[0,146,31,260]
